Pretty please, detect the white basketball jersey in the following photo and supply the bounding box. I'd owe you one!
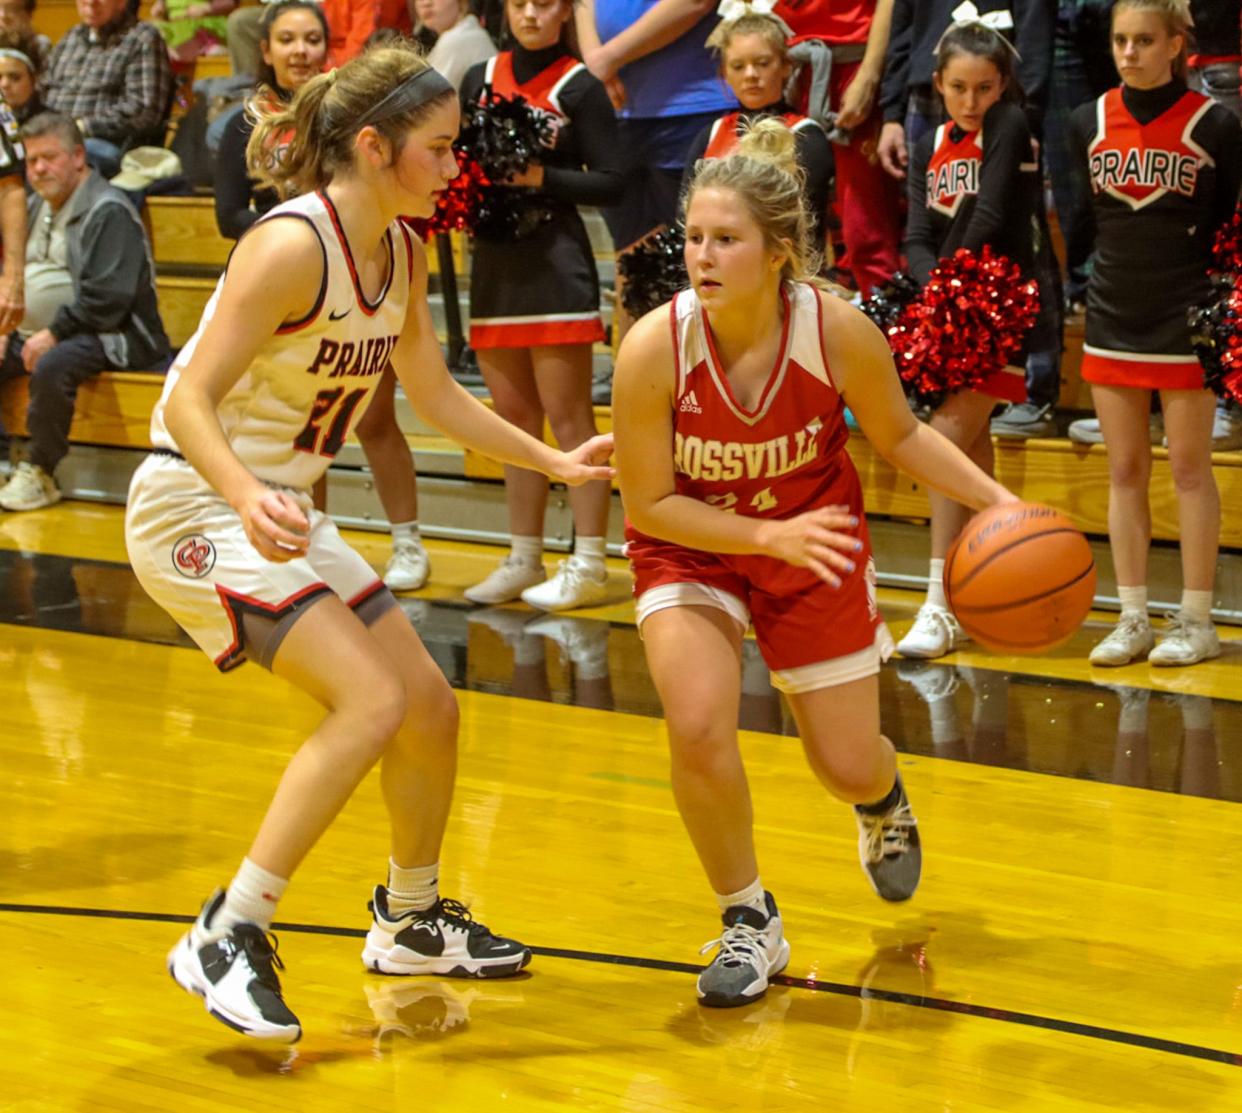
[149,191,416,490]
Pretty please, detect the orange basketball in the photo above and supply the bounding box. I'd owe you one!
[943,501,1096,654]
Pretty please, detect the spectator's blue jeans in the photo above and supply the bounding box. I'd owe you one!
[84,138,122,179]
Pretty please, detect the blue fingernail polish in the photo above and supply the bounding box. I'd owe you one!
[854,540,864,551]
[846,560,856,572]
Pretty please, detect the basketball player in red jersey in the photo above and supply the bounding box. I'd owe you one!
[613,117,1017,1009]
[1071,0,1241,668]
[126,45,614,1042]
[776,0,902,293]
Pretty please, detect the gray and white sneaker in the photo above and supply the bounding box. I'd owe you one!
[855,778,922,902]
[1089,613,1155,667]
[362,886,532,978]
[167,889,301,1042]
[696,891,790,1009]
[1149,611,1221,667]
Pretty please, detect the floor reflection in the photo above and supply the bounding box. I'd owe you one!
[1,547,1238,803]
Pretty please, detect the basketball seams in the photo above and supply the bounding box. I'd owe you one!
[951,563,1098,616]
[948,527,1086,595]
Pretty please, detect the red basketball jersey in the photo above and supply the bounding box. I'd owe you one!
[775,0,875,45]
[666,281,854,522]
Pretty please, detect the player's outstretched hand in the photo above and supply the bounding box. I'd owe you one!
[241,487,311,563]
[552,432,615,487]
[756,505,862,587]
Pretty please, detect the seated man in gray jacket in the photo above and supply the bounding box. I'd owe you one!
[0,112,169,512]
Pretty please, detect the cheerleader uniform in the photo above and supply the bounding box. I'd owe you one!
[625,281,892,694]
[1071,80,1242,390]
[683,104,834,249]
[460,45,625,349]
[905,99,1042,402]
[125,191,414,671]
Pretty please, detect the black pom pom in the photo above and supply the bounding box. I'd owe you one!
[617,228,688,318]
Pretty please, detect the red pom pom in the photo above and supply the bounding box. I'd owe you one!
[1211,209,1242,276]
[403,151,490,238]
[883,247,1039,405]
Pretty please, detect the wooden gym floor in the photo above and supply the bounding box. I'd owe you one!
[3,503,1242,1112]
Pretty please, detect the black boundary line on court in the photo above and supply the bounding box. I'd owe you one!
[2,901,1239,1068]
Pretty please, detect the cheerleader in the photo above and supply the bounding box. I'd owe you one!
[1073,0,1241,667]
[684,6,833,253]
[126,45,613,1041]
[459,0,625,611]
[894,16,1044,659]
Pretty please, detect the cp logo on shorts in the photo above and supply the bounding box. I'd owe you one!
[173,534,217,578]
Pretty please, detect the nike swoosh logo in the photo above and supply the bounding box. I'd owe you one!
[329,307,352,321]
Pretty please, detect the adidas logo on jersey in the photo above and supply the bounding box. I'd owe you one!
[680,390,702,414]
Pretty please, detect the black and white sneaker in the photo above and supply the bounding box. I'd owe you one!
[167,889,301,1042]
[362,886,532,978]
[855,777,922,902]
[696,891,790,1009]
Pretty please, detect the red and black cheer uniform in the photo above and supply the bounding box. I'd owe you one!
[1071,80,1242,389]
[460,45,625,349]
[905,99,1042,402]
[625,282,891,693]
[682,104,833,251]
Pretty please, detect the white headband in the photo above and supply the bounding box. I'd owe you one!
[0,47,34,72]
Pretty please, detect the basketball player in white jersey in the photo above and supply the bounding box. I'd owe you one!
[125,44,614,1043]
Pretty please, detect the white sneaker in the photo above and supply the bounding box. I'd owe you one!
[167,889,301,1042]
[383,537,430,591]
[696,892,790,1008]
[362,886,531,977]
[463,556,546,605]
[520,555,609,611]
[1088,613,1155,666]
[895,603,967,659]
[1149,611,1221,667]
[0,461,60,511]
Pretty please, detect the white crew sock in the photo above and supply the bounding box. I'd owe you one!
[391,519,421,545]
[386,859,439,916]
[509,535,543,565]
[1181,589,1213,625]
[1117,584,1148,619]
[926,559,948,610]
[220,857,288,931]
[715,877,768,916]
[573,535,607,567]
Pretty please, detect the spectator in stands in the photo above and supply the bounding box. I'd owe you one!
[214,0,327,239]
[777,0,901,295]
[420,0,496,90]
[0,0,50,70]
[684,9,832,254]
[42,0,174,178]
[0,113,169,512]
[576,0,734,342]
[150,0,237,63]
[0,39,44,123]
[0,92,27,411]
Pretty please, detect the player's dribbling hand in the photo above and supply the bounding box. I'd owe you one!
[757,505,862,587]
[552,432,615,486]
[241,488,311,563]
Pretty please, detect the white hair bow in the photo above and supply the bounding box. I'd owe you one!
[949,1,1014,32]
[935,1,1021,57]
[716,0,778,24]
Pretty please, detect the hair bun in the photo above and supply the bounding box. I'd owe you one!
[736,116,802,186]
